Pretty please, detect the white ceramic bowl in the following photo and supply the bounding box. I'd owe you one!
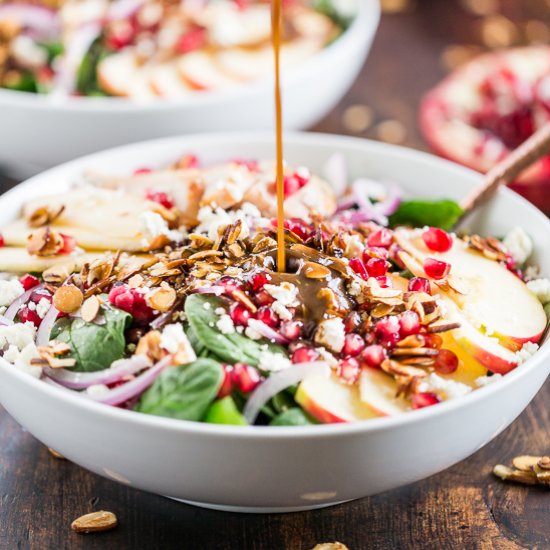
[0,132,549,513]
[0,1,379,179]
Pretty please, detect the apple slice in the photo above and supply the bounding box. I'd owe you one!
[149,63,194,98]
[295,373,377,423]
[438,331,487,386]
[177,52,239,90]
[358,368,410,417]
[396,229,547,349]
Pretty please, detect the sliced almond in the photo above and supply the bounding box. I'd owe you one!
[537,456,550,470]
[81,295,101,323]
[147,286,177,312]
[493,464,538,485]
[48,447,66,460]
[27,204,65,228]
[71,511,118,534]
[43,262,76,284]
[303,261,331,279]
[53,285,84,314]
[27,227,64,257]
[512,455,541,472]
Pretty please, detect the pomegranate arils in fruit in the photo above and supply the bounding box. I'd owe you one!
[231,363,261,393]
[282,219,314,241]
[349,258,369,280]
[422,227,453,253]
[249,272,270,291]
[408,276,431,294]
[218,365,234,398]
[375,316,401,348]
[0,234,4,247]
[282,172,309,197]
[291,346,319,364]
[344,312,361,333]
[280,321,301,340]
[108,285,154,322]
[375,276,392,288]
[363,247,389,262]
[18,307,41,327]
[255,306,279,328]
[367,228,393,248]
[177,154,200,169]
[176,26,206,54]
[366,258,389,277]
[145,189,175,210]
[229,302,251,327]
[360,344,387,368]
[30,288,52,304]
[254,289,274,307]
[134,167,152,175]
[59,234,77,255]
[412,392,440,410]
[434,349,459,374]
[19,274,40,291]
[338,358,360,384]
[399,310,421,337]
[217,276,244,293]
[343,333,365,357]
[423,258,451,279]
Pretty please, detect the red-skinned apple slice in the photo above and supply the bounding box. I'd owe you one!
[358,368,409,417]
[149,63,193,98]
[177,51,239,91]
[396,229,547,350]
[295,373,377,423]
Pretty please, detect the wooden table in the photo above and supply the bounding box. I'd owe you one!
[1,1,549,548]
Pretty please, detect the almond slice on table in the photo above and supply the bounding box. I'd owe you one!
[71,511,118,534]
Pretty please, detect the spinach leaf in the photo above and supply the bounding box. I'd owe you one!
[38,41,64,63]
[313,0,352,28]
[271,391,296,414]
[76,37,109,96]
[205,396,247,426]
[270,408,317,426]
[51,305,131,372]
[3,72,38,93]
[185,294,287,367]
[389,199,463,231]
[136,358,224,421]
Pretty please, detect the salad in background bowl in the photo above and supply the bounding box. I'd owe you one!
[0,133,548,511]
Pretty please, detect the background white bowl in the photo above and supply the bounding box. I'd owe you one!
[0,0,379,179]
[0,132,548,513]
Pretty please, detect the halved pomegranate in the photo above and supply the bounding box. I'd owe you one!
[420,46,550,215]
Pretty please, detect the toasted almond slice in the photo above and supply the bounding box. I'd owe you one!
[53,285,84,314]
[493,464,538,485]
[512,455,541,472]
[311,544,349,550]
[71,511,118,534]
[147,287,177,312]
[538,456,550,470]
[48,447,66,460]
[533,463,550,484]
[81,295,101,323]
[43,261,76,283]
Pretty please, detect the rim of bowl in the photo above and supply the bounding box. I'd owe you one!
[0,130,549,440]
[0,0,379,113]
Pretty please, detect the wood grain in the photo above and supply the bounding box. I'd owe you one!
[1,0,549,548]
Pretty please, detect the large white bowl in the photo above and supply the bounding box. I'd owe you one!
[0,133,549,513]
[0,0,379,179]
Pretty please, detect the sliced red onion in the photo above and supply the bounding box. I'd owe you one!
[86,356,172,406]
[0,315,14,326]
[351,179,389,225]
[243,361,330,425]
[323,153,348,198]
[191,286,225,296]
[4,284,42,322]
[373,182,402,217]
[36,304,60,347]
[246,319,289,345]
[52,22,101,96]
[150,309,175,330]
[107,0,144,20]
[0,5,59,38]
[44,355,152,390]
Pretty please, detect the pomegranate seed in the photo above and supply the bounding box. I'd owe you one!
[177,154,200,169]
[389,243,405,269]
[229,302,251,327]
[232,159,258,172]
[408,277,431,294]
[366,257,389,277]
[0,234,4,247]
[108,284,154,322]
[217,276,244,293]
[19,274,40,291]
[291,346,320,364]
[280,321,301,340]
[255,306,279,328]
[218,365,234,398]
[231,363,261,393]
[337,357,360,384]
[349,258,369,280]
[360,344,387,368]
[434,349,459,374]
[375,276,392,288]
[145,189,174,209]
[412,392,440,410]
[399,310,421,337]
[283,175,302,197]
[425,333,443,349]
[363,246,389,261]
[59,234,76,254]
[107,25,134,50]
[343,312,361,334]
[249,272,271,291]
[367,228,393,248]
[134,167,152,175]
[282,219,314,241]
[423,258,451,280]
[422,227,453,253]
[375,316,401,348]
[30,289,52,304]
[254,289,274,307]
[176,26,206,54]
[342,333,365,357]
[18,307,41,327]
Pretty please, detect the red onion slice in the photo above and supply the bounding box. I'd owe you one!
[86,356,172,406]
[246,319,289,345]
[4,284,42,322]
[373,182,402,217]
[323,153,348,198]
[243,361,330,425]
[108,0,144,20]
[0,315,14,326]
[44,355,152,390]
[35,304,60,347]
[0,5,59,38]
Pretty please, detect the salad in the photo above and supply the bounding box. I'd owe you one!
[0,153,548,427]
[0,0,349,99]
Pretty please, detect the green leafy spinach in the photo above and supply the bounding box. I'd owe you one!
[270,408,317,426]
[389,199,463,231]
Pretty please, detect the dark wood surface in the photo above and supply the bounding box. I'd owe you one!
[1,1,549,548]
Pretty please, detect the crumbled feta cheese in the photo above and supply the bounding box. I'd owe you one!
[475,374,503,387]
[215,307,226,315]
[271,301,292,321]
[216,314,235,335]
[140,211,185,245]
[2,342,41,378]
[524,265,541,281]
[515,341,539,365]
[527,278,550,304]
[343,233,365,258]
[315,346,339,368]
[195,202,263,240]
[314,317,346,354]
[11,35,47,68]
[264,282,299,307]
[27,301,36,311]
[86,384,110,397]
[503,227,533,264]
[0,279,24,307]
[36,298,51,319]
[348,280,363,297]
[245,325,262,340]
[258,350,291,372]
[0,321,36,350]
[417,373,472,400]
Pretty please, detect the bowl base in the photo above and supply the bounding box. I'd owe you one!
[165,496,353,514]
